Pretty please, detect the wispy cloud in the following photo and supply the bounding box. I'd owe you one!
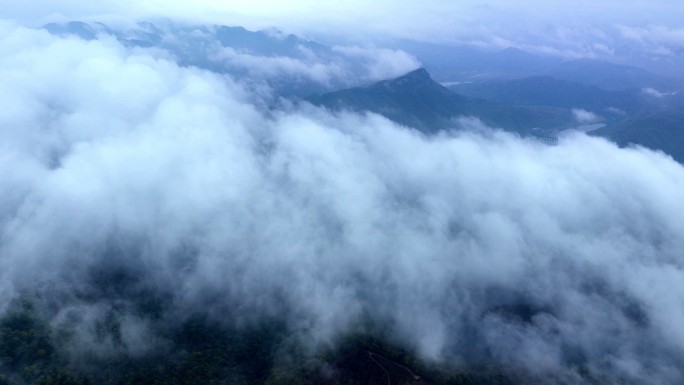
[572,108,601,123]
[618,25,684,56]
[642,87,677,97]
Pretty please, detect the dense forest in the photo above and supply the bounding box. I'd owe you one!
[0,299,618,385]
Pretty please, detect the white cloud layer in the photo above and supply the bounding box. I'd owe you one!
[1,23,684,384]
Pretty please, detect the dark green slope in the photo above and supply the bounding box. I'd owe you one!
[309,68,572,135]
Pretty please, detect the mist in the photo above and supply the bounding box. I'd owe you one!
[2,23,684,384]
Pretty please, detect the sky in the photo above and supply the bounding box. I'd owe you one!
[1,2,684,384]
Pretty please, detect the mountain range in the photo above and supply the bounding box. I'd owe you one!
[311,66,683,162]
[309,68,573,136]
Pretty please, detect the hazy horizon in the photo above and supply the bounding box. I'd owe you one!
[3,0,684,78]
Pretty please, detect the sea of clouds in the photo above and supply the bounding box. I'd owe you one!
[1,22,684,384]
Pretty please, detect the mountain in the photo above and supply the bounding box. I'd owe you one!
[391,40,684,92]
[545,59,684,92]
[446,73,684,162]
[446,75,668,131]
[40,21,411,97]
[592,108,684,163]
[317,67,684,162]
[389,41,562,82]
[43,21,104,40]
[42,21,328,56]
[42,21,327,69]
[447,76,645,113]
[309,68,572,134]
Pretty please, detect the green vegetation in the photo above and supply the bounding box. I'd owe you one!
[0,300,287,385]
[0,302,88,385]
[0,300,620,385]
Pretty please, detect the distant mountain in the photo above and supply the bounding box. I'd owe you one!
[592,108,684,163]
[41,21,414,97]
[389,41,562,82]
[42,21,328,72]
[391,40,684,92]
[43,20,104,40]
[446,72,684,162]
[309,68,573,135]
[446,75,665,130]
[42,21,329,56]
[545,59,684,92]
[448,76,644,113]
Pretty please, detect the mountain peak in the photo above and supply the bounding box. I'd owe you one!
[399,67,431,81]
[377,68,436,91]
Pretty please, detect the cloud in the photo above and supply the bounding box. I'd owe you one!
[208,44,347,85]
[572,108,601,124]
[618,25,684,56]
[642,87,677,97]
[331,45,421,82]
[39,21,420,94]
[206,43,420,88]
[2,23,684,384]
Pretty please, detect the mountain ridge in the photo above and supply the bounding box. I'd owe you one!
[309,68,572,134]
